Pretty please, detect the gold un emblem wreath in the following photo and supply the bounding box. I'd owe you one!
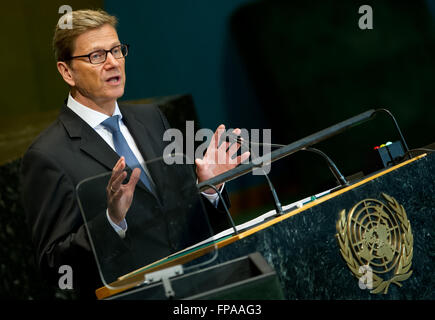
[335,193,413,294]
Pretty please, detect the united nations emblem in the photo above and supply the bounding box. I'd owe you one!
[335,193,413,294]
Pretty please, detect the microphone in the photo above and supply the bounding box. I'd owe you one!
[200,182,239,234]
[227,133,349,187]
[225,133,284,215]
[372,108,409,157]
[197,109,408,192]
[302,147,348,187]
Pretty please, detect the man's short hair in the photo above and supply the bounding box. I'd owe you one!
[53,9,118,62]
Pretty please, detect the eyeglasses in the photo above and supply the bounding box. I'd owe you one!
[67,44,129,64]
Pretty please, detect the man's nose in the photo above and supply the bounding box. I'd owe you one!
[104,51,120,68]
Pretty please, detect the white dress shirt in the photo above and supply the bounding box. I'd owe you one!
[66,94,221,238]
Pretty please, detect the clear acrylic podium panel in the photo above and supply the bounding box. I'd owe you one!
[76,155,219,293]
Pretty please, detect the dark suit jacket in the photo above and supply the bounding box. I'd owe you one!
[20,102,231,299]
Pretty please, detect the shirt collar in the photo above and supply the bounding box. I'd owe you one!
[66,93,122,129]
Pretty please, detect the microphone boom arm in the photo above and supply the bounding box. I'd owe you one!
[197,109,376,192]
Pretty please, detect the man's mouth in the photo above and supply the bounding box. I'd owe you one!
[106,75,121,85]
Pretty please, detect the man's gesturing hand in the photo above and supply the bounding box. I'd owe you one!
[107,156,141,225]
[195,124,250,194]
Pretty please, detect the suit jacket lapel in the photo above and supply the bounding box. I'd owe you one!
[59,104,120,172]
[59,102,160,199]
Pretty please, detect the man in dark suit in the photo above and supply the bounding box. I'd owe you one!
[20,9,249,299]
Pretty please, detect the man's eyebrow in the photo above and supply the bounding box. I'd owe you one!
[89,42,121,52]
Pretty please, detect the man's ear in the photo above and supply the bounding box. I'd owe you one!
[57,61,75,87]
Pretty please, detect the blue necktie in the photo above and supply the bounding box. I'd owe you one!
[101,115,153,192]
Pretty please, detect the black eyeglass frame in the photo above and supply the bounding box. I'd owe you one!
[66,44,129,64]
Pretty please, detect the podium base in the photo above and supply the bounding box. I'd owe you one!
[107,252,284,300]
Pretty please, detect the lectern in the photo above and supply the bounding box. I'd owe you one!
[77,151,434,300]
[76,104,434,300]
[207,152,435,299]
